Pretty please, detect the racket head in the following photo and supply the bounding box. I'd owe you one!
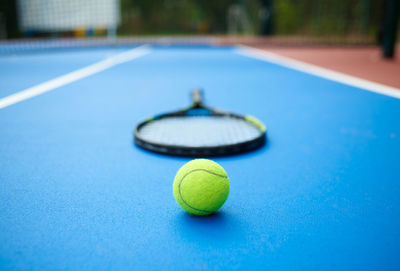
[134,106,266,157]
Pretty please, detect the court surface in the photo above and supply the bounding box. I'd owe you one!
[1,45,400,270]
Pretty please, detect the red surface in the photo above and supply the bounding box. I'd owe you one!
[255,46,400,89]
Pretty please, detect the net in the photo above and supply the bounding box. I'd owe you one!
[0,0,395,54]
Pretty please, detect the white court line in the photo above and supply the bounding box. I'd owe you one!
[0,45,151,109]
[236,45,400,99]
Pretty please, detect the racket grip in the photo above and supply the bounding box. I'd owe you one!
[192,88,203,107]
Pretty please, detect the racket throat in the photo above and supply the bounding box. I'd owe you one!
[191,88,205,108]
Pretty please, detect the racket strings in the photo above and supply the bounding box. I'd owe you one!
[138,116,261,147]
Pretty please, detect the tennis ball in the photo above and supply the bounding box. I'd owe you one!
[173,159,230,216]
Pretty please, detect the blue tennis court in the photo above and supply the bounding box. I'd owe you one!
[1,45,400,270]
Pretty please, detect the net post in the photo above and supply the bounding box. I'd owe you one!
[382,0,399,58]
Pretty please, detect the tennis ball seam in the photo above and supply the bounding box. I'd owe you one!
[178,169,228,214]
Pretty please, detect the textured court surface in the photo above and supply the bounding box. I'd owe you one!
[1,46,400,270]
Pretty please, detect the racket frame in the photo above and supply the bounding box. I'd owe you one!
[134,89,266,157]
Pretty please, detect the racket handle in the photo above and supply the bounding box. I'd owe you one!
[192,88,203,107]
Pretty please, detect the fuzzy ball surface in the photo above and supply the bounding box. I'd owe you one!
[173,159,230,216]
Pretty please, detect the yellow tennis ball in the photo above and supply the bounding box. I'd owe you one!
[173,159,230,216]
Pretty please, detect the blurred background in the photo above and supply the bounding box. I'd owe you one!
[0,0,398,57]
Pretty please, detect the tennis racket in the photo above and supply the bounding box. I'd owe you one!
[134,89,266,157]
